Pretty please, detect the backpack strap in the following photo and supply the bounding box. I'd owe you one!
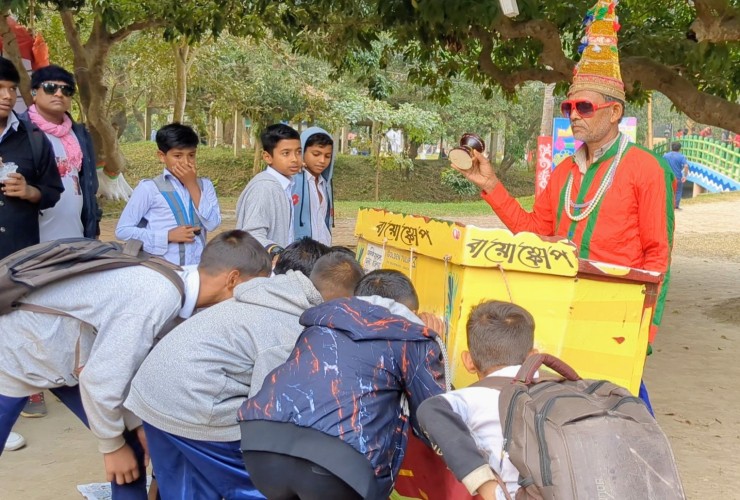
[515,354,581,384]
[152,175,206,266]
[22,118,45,171]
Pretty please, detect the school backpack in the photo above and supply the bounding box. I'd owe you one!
[0,238,184,316]
[474,353,685,500]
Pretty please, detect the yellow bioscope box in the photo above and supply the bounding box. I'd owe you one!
[354,208,662,394]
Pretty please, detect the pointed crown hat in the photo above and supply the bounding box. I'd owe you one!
[569,0,626,101]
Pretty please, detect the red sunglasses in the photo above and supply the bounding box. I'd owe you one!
[561,99,613,118]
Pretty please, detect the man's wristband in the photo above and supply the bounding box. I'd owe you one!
[266,244,284,258]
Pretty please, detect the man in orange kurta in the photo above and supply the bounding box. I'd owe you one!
[452,1,674,414]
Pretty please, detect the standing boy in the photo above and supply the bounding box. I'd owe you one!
[417,301,537,500]
[663,142,689,210]
[292,127,335,245]
[236,124,302,257]
[0,230,271,499]
[0,56,62,261]
[239,270,448,500]
[116,123,221,266]
[124,252,364,499]
[0,58,63,441]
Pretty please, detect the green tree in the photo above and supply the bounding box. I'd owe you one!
[248,0,740,132]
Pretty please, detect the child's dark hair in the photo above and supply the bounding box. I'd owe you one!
[671,142,682,152]
[156,123,199,153]
[354,269,419,311]
[274,237,330,277]
[305,132,333,149]
[310,252,364,301]
[261,124,300,155]
[199,230,272,278]
[0,57,20,85]
[31,64,75,89]
[466,301,534,371]
[329,246,356,258]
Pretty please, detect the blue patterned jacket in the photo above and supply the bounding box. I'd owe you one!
[239,296,446,493]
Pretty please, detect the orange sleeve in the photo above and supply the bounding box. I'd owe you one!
[481,176,557,236]
[637,157,672,273]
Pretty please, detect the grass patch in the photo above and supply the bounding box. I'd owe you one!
[683,190,740,205]
[335,196,534,218]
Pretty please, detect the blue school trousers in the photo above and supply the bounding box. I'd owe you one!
[142,422,264,500]
[0,386,148,500]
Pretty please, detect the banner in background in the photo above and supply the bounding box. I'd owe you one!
[536,136,553,199]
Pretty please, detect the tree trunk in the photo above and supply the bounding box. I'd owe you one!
[539,83,556,137]
[172,41,189,123]
[252,141,263,176]
[143,106,153,141]
[0,11,32,106]
[233,109,242,157]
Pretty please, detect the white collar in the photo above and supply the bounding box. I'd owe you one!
[0,111,20,143]
[265,166,294,191]
[574,133,620,174]
[178,265,200,319]
[486,365,524,379]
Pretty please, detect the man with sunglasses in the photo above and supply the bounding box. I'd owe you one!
[14,65,102,419]
[451,1,674,414]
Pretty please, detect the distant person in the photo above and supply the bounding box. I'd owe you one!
[663,142,689,210]
[124,252,363,500]
[292,127,336,245]
[239,270,448,500]
[0,231,269,496]
[116,123,221,266]
[236,124,302,259]
[418,301,537,499]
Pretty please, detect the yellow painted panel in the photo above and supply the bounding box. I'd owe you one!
[355,209,657,395]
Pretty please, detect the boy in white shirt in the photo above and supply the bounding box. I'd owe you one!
[292,127,335,245]
[418,301,537,500]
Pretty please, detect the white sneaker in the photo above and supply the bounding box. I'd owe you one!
[4,431,26,451]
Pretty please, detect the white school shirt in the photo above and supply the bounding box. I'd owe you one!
[265,166,295,244]
[441,365,523,499]
[115,169,221,266]
[39,132,85,241]
[307,173,332,245]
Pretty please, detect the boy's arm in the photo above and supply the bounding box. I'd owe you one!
[405,339,447,435]
[115,182,169,255]
[236,183,277,247]
[195,178,221,231]
[27,134,63,209]
[417,395,497,497]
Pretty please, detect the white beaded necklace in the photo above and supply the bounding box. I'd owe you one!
[564,134,629,222]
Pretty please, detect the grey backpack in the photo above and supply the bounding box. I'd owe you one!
[0,238,184,316]
[474,354,686,500]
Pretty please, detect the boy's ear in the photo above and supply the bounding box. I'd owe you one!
[261,150,273,165]
[226,269,244,290]
[156,150,166,163]
[461,351,478,375]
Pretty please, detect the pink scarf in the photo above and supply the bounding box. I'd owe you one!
[28,104,83,176]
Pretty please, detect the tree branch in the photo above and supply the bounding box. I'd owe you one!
[621,56,740,132]
[691,0,740,42]
[110,20,165,44]
[59,9,85,56]
[472,26,571,93]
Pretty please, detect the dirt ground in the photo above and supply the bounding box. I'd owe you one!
[1,199,739,499]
